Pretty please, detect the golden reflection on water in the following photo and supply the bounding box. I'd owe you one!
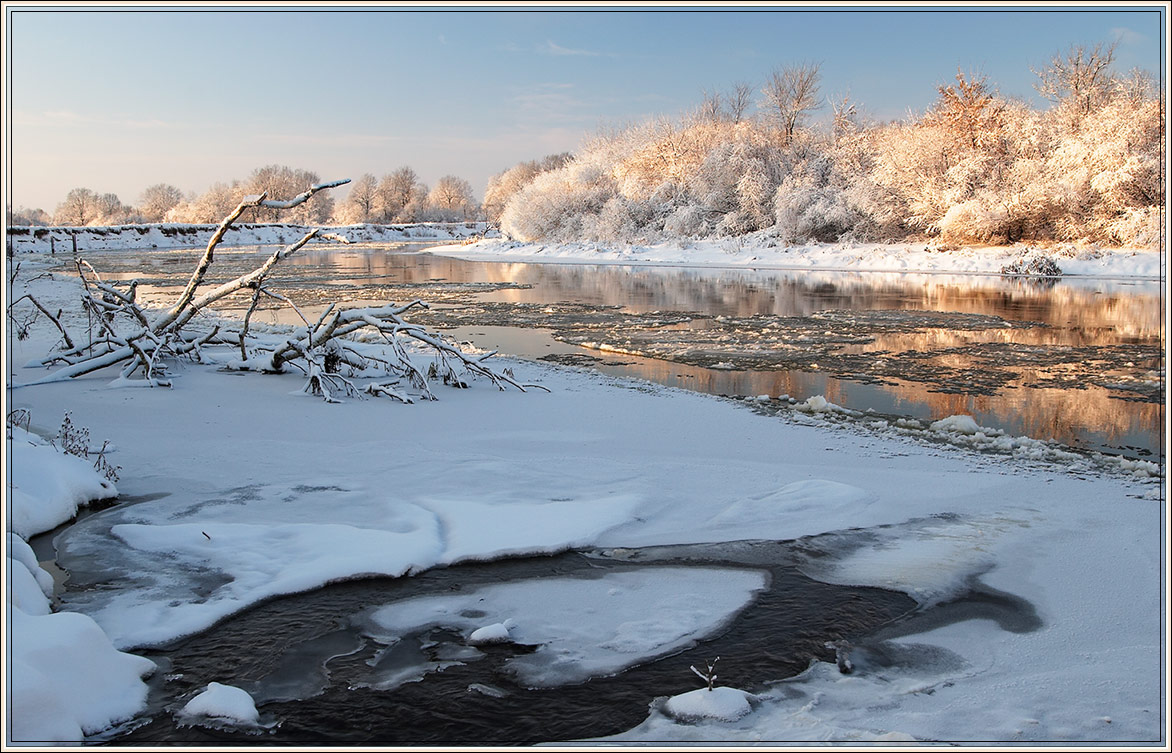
[88,245,1163,456]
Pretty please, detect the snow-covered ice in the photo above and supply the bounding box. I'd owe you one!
[3,243,1166,745]
[364,568,767,687]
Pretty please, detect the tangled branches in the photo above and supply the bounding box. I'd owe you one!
[12,179,544,403]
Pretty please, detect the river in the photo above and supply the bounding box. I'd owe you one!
[91,242,1164,460]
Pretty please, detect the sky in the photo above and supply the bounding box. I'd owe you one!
[3,3,1166,214]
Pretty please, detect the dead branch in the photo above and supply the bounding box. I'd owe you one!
[11,175,546,403]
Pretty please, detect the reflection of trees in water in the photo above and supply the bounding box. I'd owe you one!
[88,246,1162,454]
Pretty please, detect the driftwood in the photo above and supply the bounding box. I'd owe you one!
[13,179,544,403]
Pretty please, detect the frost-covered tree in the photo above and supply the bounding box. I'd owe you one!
[338,173,379,224]
[427,175,475,220]
[244,165,334,224]
[138,183,184,223]
[167,181,246,224]
[54,188,100,226]
[7,206,51,226]
[483,154,571,225]
[377,167,424,222]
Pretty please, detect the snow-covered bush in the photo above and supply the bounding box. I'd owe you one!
[1000,250,1063,277]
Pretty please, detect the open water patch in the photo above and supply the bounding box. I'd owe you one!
[101,527,1038,744]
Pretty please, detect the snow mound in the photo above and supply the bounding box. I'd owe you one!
[929,414,985,435]
[6,609,155,744]
[663,686,756,722]
[7,426,117,539]
[180,682,260,726]
[468,621,514,645]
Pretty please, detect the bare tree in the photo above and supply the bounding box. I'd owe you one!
[727,81,753,124]
[1033,41,1118,123]
[760,62,822,143]
[696,88,723,123]
[12,179,542,402]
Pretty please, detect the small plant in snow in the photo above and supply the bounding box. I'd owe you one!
[690,656,720,691]
[53,411,121,482]
[55,412,90,459]
[6,408,33,436]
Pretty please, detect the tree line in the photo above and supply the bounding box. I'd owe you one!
[9,40,1163,249]
[491,41,1163,248]
[8,165,479,227]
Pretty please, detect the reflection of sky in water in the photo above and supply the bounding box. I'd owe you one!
[85,244,1163,457]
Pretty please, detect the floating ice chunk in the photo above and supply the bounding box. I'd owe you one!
[181,682,260,725]
[663,686,756,722]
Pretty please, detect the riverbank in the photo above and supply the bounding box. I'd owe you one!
[4,250,1167,746]
[5,221,485,256]
[436,235,1165,280]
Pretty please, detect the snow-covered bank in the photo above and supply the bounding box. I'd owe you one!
[5,221,484,255]
[4,263,1167,745]
[435,236,1165,280]
[5,427,154,745]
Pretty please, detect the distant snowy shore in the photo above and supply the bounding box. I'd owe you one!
[6,223,1163,281]
[5,221,485,255]
[437,235,1165,280]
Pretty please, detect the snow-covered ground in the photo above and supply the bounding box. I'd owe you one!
[6,221,484,256]
[434,235,1165,280]
[3,241,1167,746]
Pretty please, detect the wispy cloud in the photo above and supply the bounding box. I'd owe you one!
[268,132,400,148]
[538,39,613,58]
[16,110,169,129]
[509,83,590,123]
[1110,27,1149,47]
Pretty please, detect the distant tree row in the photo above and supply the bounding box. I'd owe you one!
[8,165,481,228]
[496,41,1163,248]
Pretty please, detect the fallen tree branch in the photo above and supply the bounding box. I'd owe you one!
[11,175,545,403]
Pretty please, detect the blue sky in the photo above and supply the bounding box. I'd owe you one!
[5,4,1165,213]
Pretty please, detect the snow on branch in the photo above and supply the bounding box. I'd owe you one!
[10,176,545,403]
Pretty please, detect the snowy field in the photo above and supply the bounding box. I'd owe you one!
[3,236,1167,747]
